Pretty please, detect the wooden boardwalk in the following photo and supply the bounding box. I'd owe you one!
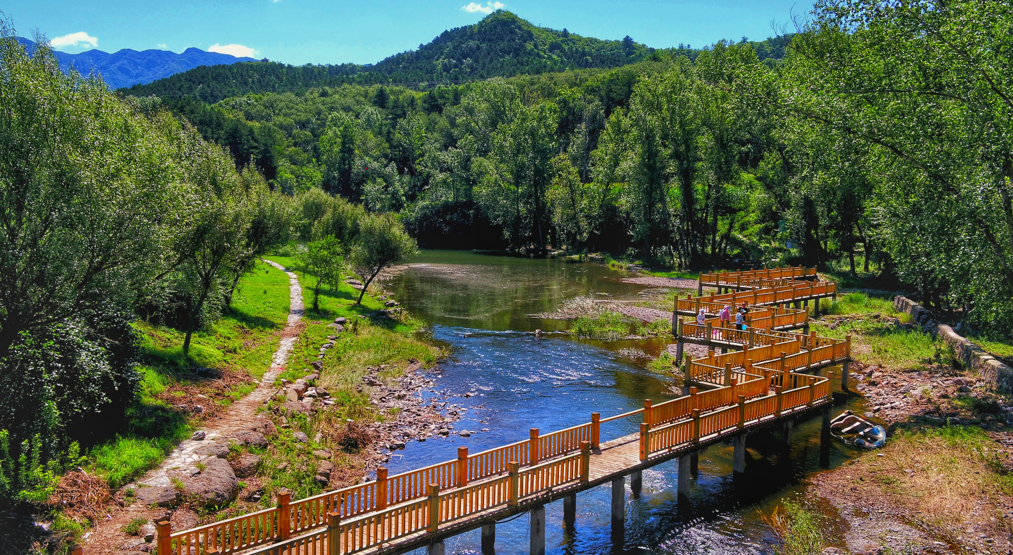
[152,266,847,555]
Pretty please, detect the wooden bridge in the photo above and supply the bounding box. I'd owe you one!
[150,266,849,555]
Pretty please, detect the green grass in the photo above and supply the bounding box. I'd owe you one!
[647,352,677,374]
[823,292,910,322]
[87,260,291,488]
[812,293,939,370]
[571,311,638,341]
[762,500,827,555]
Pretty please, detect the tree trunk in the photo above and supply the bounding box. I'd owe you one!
[224,271,242,308]
[848,248,856,276]
[183,284,212,357]
[356,269,381,305]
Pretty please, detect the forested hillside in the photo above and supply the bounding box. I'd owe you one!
[122,11,791,103]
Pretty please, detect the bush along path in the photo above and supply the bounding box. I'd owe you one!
[84,261,304,554]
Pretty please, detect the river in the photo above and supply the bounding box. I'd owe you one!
[383,250,862,554]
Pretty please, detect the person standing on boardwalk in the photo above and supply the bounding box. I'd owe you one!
[719,305,731,326]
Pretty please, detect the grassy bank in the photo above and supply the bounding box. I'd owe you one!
[88,261,291,488]
[816,423,1013,553]
[812,292,941,370]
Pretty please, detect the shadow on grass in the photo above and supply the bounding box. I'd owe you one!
[225,306,282,330]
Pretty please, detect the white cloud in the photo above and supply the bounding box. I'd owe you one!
[208,43,259,58]
[461,2,504,14]
[157,43,167,49]
[51,31,98,49]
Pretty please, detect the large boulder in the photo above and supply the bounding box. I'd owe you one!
[172,457,238,509]
[193,442,230,459]
[135,486,179,508]
[234,431,268,449]
[230,454,261,479]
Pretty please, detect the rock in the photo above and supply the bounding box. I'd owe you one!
[459,430,472,437]
[334,317,347,325]
[302,373,319,383]
[326,335,338,340]
[322,342,334,349]
[235,431,268,449]
[230,454,261,478]
[304,388,318,398]
[172,457,239,509]
[315,387,330,398]
[822,549,848,555]
[191,431,206,441]
[313,432,323,443]
[291,381,308,396]
[384,300,398,307]
[293,431,309,443]
[959,385,972,393]
[311,361,323,371]
[315,460,335,485]
[327,323,345,332]
[313,449,333,459]
[282,400,309,414]
[256,419,278,436]
[169,507,200,530]
[140,523,156,542]
[135,486,179,508]
[286,388,300,402]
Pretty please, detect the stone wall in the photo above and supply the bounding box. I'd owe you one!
[894,295,1013,393]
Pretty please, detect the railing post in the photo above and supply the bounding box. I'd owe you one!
[780,351,787,373]
[689,386,698,411]
[580,441,591,482]
[808,377,816,407]
[731,377,739,401]
[748,328,755,348]
[427,484,440,534]
[692,409,701,443]
[643,399,653,427]
[775,386,783,416]
[507,462,520,506]
[591,413,600,449]
[846,334,852,358]
[69,546,82,555]
[327,511,341,555]
[457,447,469,486]
[738,395,746,428]
[826,372,834,399]
[156,520,172,555]
[706,321,713,342]
[529,428,540,464]
[639,422,649,461]
[723,363,732,386]
[277,491,291,541]
[684,359,692,385]
[376,467,388,510]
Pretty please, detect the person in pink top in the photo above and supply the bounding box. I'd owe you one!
[719,305,731,326]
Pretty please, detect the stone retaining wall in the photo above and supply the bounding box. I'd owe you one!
[894,296,1013,393]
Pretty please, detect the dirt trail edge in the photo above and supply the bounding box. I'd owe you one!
[84,260,304,552]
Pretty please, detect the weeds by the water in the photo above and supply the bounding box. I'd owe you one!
[647,352,676,374]
[761,500,827,555]
[571,311,637,341]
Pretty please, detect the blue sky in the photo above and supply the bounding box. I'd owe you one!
[5,1,814,65]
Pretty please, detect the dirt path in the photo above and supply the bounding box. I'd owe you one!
[84,260,304,553]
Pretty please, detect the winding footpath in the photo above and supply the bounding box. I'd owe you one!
[85,261,304,553]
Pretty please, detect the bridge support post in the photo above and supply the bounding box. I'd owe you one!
[481,523,496,555]
[676,340,684,365]
[530,504,545,555]
[630,469,642,499]
[820,405,832,468]
[689,451,699,479]
[733,433,748,474]
[611,477,625,526]
[563,493,577,537]
[841,359,851,391]
[427,540,445,555]
[781,420,794,450]
[678,455,691,499]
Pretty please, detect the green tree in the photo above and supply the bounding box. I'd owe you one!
[349,213,418,305]
[299,236,345,312]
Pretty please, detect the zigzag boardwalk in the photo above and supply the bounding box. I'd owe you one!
[149,266,849,555]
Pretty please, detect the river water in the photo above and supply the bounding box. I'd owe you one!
[384,251,862,555]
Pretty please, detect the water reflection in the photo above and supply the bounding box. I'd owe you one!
[384,251,861,554]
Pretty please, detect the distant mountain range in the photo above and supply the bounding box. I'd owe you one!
[16,37,257,90]
[123,11,792,104]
